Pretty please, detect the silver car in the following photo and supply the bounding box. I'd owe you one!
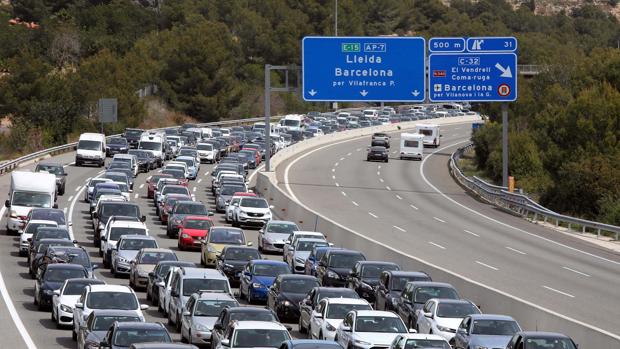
[285,238,329,273]
[258,220,299,253]
[180,291,239,345]
[452,314,521,349]
[111,235,158,276]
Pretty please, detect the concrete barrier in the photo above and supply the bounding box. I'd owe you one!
[257,116,620,349]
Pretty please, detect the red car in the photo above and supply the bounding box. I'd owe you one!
[147,174,172,199]
[178,216,214,250]
[159,194,192,223]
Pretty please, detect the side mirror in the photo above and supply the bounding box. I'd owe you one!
[75,302,84,309]
[92,212,98,219]
[53,290,60,296]
[140,304,149,310]
[312,310,323,319]
[247,242,253,246]
[4,200,10,207]
[213,323,223,330]
[183,310,191,316]
[171,290,179,297]
[53,204,58,209]
[156,281,165,288]
[141,215,146,222]
[221,339,230,347]
[92,264,99,270]
[72,239,78,244]
[100,340,110,348]
[342,325,351,332]
[423,311,432,318]
[409,328,417,333]
[27,238,32,242]
[269,205,274,209]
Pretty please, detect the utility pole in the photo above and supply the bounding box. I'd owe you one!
[333,0,339,111]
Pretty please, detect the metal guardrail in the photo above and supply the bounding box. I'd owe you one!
[517,64,542,75]
[450,144,620,240]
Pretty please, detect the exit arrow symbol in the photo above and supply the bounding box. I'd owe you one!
[495,63,513,78]
[411,90,420,97]
[308,89,317,96]
[360,90,368,97]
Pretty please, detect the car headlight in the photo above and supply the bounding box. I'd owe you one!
[207,245,216,253]
[295,257,305,264]
[194,323,211,331]
[239,210,247,216]
[117,257,128,263]
[354,339,371,346]
[181,233,190,239]
[252,283,264,289]
[60,304,73,313]
[437,325,455,333]
[327,270,339,278]
[325,322,336,331]
[283,300,291,306]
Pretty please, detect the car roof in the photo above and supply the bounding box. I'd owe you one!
[326,249,363,256]
[233,321,287,330]
[64,278,105,285]
[518,331,573,338]
[357,261,398,267]
[195,292,236,301]
[91,309,142,317]
[119,235,155,241]
[183,215,212,221]
[388,271,428,277]
[45,263,86,270]
[89,284,132,293]
[110,221,146,229]
[296,238,328,243]
[179,267,227,279]
[222,246,257,252]
[396,333,447,341]
[130,344,196,349]
[278,274,317,281]
[354,310,399,318]
[115,322,164,330]
[323,297,369,305]
[141,248,174,253]
[468,314,515,321]
[28,220,58,225]
[227,306,274,314]
[284,340,343,348]
[430,298,472,304]
[251,259,288,266]
[407,281,454,288]
[156,261,195,267]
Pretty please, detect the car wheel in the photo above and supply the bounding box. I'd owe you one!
[247,290,253,304]
[176,313,182,331]
[298,316,306,334]
[178,242,183,251]
[72,329,77,340]
[168,313,174,326]
[51,308,56,322]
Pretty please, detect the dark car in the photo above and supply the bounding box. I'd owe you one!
[29,226,73,255]
[316,249,366,287]
[347,261,400,303]
[374,270,432,311]
[107,137,130,157]
[267,274,319,322]
[211,307,280,349]
[93,202,145,246]
[123,128,145,149]
[34,263,89,310]
[34,162,67,195]
[78,309,144,349]
[166,201,211,238]
[146,260,196,306]
[130,344,198,349]
[395,281,460,329]
[216,246,261,286]
[99,321,172,349]
[29,238,76,277]
[304,246,343,277]
[367,146,389,162]
[505,332,578,349]
[43,245,98,277]
[278,340,343,349]
[128,150,152,173]
[298,286,360,334]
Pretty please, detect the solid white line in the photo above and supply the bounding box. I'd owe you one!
[428,241,446,250]
[347,152,352,156]
[543,285,575,298]
[67,195,74,202]
[379,178,384,183]
[197,178,202,184]
[420,141,620,267]
[139,183,145,189]
[74,186,81,192]
[563,267,591,277]
[85,177,91,182]
[506,246,527,255]
[341,191,347,197]
[476,261,499,271]
[386,186,392,191]
[410,204,419,210]
[339,157,345,161]
[246,165,265,184]
[396,195,402,200]
[368,212,378,218]
[464,229,480,237]
[393,225,406,232]
[352,201,359,206]
[134,193,139,199]
[433,216,446,223]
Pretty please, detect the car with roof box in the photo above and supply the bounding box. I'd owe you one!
[374,271,432,312]
[111,235,159,276]
[180,291,240,345]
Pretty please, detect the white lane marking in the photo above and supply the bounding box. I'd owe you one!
[341,191,347,197]
[352,201,359,206]
[379,178,384,183]
[74,186,81,192]
[0,210,38,349]
[192,187,197,192]
[464,229,480,237]
[67,195,74,202]
[506,246,527,255]
[476,261,499,271]
[428,241,446,250]
[63,207,67,215]
[134,193,139,199]
[395,195,402,200]
[420,141,620,267]
[356,148,361,151]
[197,178,202,184]
[378,165,381,169]
[334,162,339,167]
[282,122,618,340]
[246,165,265,184]
[393,225,406,232]
[85,177,91,182]
[204,171,210,176]
[543,285,575,298]
[386,186,392,191]
[335,183,340,187]
[392,150,397,154]
[368,212,378,218]
[332,175,336,180]
[377,171,380,176]
[331,168,335,172]
[347,152,352,156]
[410,204,419,210]
[339,157,345,161]
[139,183,145,189]
[433,216,446,223]
[563,267,591,277]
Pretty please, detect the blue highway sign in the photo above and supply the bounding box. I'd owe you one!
[429,37,466,52]
[466,37,517,52]
[302,36,426,102]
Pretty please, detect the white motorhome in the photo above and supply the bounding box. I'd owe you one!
[5,171,57,234]
[363,109,379,118]
[279,114,304,132]
[399,133,424,160]
[201,128,213,139]
[415,124,441,147]
[75,133,106,167]
[138,133,165,167]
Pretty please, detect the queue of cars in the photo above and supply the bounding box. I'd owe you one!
[4,107,578,349]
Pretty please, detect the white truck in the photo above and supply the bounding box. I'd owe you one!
[399,133,424,160]
[5,171,57,234]
[415,124,441,147]
[75,133,106,167]
[138,133,165,167]
[278,114,304,132]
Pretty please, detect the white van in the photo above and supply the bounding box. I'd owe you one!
[5,171,57,234]
[138,134,165,167]
[201,128,213,139]
[415,124,441,147]
[76,133,106,167]
[399,133,424,160]
[279,114,304,132]
[363,109,378,118]
[112,154,138,177]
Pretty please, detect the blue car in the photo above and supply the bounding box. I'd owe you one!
[304,246,343,276]
[239,260,290,304]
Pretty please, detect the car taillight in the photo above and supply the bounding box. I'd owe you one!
[18,215,27,220]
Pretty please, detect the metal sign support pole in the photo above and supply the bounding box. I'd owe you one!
[502,103,509,187]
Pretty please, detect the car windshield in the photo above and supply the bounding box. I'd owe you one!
[177,159,193,167]
[184,219,212,230]
[175,204,207,215]
[113,329,171,346]
[95,189,121,199]
[44,268,86,282]
[78,140,101,150]
[355,316,406,333]
[102,204,139,218]
[163,170,185,180]
[36,229,69,241]
[404,339,450,349]
[230,311,277,322]
[120,238,157,250]
[240,198,268,208]
[92,315,140,331]
[139,141,162,151]
[414,287,459,304]
[163,187,189,195]
[12,192,52,208]
[104,174,127,183]
[37,241,72,253]
[125,129,143,137]
[317,289,359,302]
[267,223,298,235]
[362,264,398,278]
[26,223,57,234]
[51,250,90,267]
[224,248,260,261]
[253,264,290,277]
[297,240,328,251]
[525,338,576,349]
[209,229,244,244]
[179,150,196,157]
[89,179,111,187]
[328,253,364,268]
[197,144,213,150]
[109,138,127,145]
[64,281,100,295]
[194,299,238,316]
[283,119,300,127]
[182,279,229,296]
[391,275,430,292]
[139,252,177,264]
[471,320,520,335]
[87,291,138,309]
[110,228,146,241]
[221,186,246,196]
[326,303,371,319]
[233,329,289,348]
[436,303,479,318]
[281,279,319,293]
[36,164,64,175]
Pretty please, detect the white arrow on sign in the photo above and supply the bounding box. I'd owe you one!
[411,90,420,97]
[360,90,368,97]
[308,89,317,96]
[495,63,513,78]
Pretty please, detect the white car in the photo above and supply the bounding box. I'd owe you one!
[20,219,58,256]
[285,238,329,273]
[388,333,451,349]
[282,231,327,260]
[215,321,291,349]
[415,298,481,342]
[166,161,189,178]
[335,310,411,349]
[158,266,181,315]
[52,278,105,328]
[309,297,372,340]
[100,218,148,265]
[197,143,217,163]
[84,178,113,202]
[231,197,273,228]
[112,181,131,201]
[225,194,255,223]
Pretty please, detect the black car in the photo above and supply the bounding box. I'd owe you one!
[316,249,366,287]
[298,286,360,334]
[367,146,389,162]
[267,274,319,322]
[374,270,432,311]
[44,245,98,277]
[99,322,172,349]
[123,128,145,149]
[146,261,196,305]
[106,137,129,157]
[29,226,73,255]
[395,281,460,329]
[216,246,261,285]
[505,332,578,349]
[346,261,400,303]
[29,238,75,277]
[166,201,211,238]
[34,263,89,310]
[128,150,153,172]
[78,310,143,349]
[212,307,280,349]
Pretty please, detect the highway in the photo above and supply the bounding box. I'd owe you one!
[278,122,620,336]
